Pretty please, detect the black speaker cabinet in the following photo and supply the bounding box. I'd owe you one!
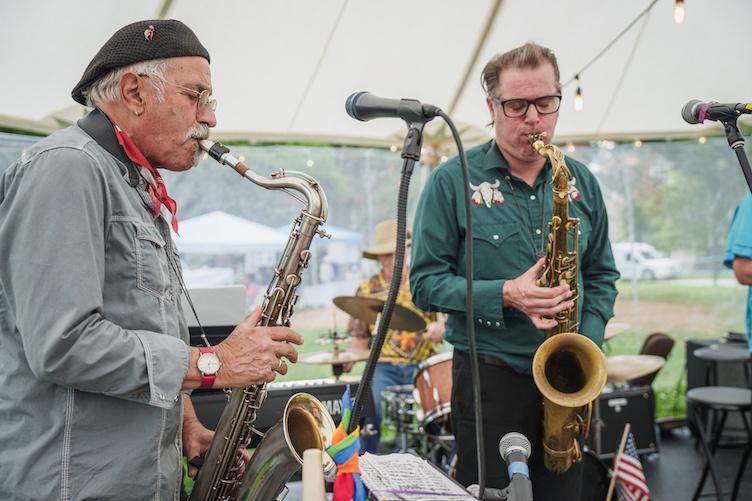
[586,386,657,459]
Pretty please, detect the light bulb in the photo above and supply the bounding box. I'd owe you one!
[634,140,642,148]
[574,86,584,112]
[674,0,685,24]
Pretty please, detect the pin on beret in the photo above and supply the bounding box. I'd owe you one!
[71,19,210,105]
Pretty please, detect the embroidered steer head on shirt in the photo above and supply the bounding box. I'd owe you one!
[469,179,504,208]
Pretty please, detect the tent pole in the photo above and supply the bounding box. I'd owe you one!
[154,0,175,19]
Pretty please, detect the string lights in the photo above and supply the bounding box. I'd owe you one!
[562,0,659,112]
[574,75,584,112]
[674,0,685,24]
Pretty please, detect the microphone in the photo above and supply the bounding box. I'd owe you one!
[345,91,441,122]
[499,432,533,501]
[681,99,752,124]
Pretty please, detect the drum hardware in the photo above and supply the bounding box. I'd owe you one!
[299,347,370,381]
[606,354,665,386]
[381,384,421,452]
[333,295,427,332]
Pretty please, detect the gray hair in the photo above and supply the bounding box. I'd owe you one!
[83,59,169,107]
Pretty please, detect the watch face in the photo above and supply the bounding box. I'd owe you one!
[197,353,221,374]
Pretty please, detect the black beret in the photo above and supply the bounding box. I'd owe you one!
[71,19,210,105]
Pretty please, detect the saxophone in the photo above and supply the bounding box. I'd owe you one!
[189,140,336,501]
[528,133,607,474]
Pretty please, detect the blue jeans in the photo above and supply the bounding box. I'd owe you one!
[361,362,417,454]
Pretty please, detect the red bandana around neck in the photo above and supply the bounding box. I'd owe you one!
[113,125,179,233]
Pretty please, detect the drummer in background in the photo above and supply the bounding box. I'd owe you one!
[344,218,446,454]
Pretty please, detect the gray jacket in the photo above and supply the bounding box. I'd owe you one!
[0,110,190,500]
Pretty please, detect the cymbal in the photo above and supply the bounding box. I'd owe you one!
[299,348,371,365]
[606,355,665,385]
[333,295,426,332]
[604,322,630,341]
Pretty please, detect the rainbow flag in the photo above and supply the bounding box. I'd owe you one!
[326,386,367,501]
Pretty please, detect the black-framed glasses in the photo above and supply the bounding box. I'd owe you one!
[491,95,561,118]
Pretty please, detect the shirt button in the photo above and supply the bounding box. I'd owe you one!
[530,195,536,200]
[493,234,499,240]
[535,229,542,235]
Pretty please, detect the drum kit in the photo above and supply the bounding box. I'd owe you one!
[299,295,455,462]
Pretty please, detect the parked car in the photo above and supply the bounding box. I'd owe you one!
[611,242,681,280]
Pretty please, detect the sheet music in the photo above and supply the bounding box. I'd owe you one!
[359,453,476,500]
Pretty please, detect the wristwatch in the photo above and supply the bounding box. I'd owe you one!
[197,347,221,388]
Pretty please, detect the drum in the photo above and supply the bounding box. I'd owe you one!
[414,351,453,436]
[381,384,418,433]
[580,450,611,501]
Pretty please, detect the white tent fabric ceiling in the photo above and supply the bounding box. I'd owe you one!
[1,0,750,145]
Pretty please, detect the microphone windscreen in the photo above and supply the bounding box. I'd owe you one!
[499,432,531,460]
[681,99,703,125]
[345,91,369,121]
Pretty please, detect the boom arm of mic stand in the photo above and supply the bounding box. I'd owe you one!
[349,120,425,433]
[721,118,752,194]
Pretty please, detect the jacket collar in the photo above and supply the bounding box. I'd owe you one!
[77,108,140,187]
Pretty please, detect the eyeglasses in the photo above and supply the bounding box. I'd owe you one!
[490,95,561,118]
[162,79,217,112]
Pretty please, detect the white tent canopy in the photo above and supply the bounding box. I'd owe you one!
[173,210,286,254]
[1,0,750,144]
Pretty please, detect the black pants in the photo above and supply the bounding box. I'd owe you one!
[451,350,583,501]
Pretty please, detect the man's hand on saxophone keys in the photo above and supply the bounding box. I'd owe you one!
[502,258,574,330]
[213,307,304,386]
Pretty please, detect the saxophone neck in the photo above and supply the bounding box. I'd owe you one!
[200,139,328,220]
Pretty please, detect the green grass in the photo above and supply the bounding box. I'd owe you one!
[608,280,747,418]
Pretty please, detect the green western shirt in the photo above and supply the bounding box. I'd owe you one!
[410,140,619,374]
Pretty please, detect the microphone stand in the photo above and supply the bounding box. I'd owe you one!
[349,121,425,434]
[720,117,752,194]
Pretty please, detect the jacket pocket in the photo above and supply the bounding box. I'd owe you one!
[134,221,170,298]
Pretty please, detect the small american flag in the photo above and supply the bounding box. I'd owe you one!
[614,432,650,501]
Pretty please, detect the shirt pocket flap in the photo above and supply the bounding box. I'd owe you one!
[135,222,166,248]
[472,222,520,248]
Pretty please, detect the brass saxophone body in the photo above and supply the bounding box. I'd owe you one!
[528,133,607,474]
[189,140,336,501]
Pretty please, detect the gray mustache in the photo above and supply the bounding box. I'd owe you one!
[186,124,210,140]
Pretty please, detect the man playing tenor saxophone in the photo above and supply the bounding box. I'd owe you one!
[410,42,619,500]
[0,20,303,500]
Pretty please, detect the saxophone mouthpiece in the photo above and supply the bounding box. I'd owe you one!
[199,139,215,152]
[528,132,547,145]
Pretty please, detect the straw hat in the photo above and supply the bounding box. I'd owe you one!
[362,219,411,260]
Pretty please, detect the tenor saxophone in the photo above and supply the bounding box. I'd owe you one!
[189,140,336,501]
[528,133,607,474]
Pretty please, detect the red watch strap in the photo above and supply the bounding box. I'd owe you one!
[200,373,216,389]
[198,347,216,388]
